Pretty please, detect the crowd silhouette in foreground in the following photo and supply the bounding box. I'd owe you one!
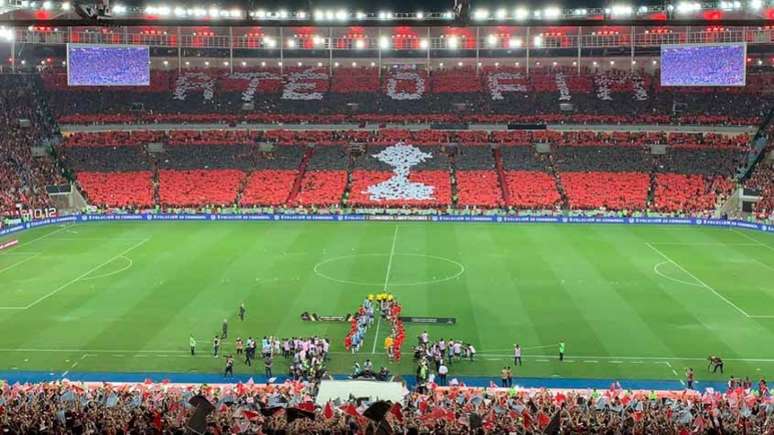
[1,379,773,433]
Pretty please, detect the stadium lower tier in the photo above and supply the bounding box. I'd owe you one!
[158,169,245,208]
[652,174,731,214]
[348,170,452,208]
[745,159,774,220]
[455,171,504,208]
[71,167,738,214]
[560,172,651,210]
[76,171,155,208]
[294,171,349,207]
[240,170,298,207]
[504,171,564,210]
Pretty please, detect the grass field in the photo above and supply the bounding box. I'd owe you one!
[1,221,774,385]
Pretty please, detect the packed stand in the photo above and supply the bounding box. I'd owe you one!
[4,378,774,433]
[0,75,64,220]
[453,146,504,208]
[52,129,751,215]
[499,146,561,210]
[348,144,452,208]
[239,144,306,207]
[294,146,350,207]
[42,68,774,127]
[745,157,774,220]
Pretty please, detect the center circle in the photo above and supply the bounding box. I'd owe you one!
[313,253,465,287]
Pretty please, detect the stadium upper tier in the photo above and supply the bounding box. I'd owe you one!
[43,67,774,125]
[43,67,774,126]
[1,72,773,221]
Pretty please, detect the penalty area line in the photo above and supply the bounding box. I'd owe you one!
[731,229,774,253]
[23,238,150,310]
[645,242,751,318]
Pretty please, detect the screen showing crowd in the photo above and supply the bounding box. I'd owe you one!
[67,44,150,87]
[660,43,746,87]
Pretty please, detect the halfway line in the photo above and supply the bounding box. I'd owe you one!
[372,225,399,354]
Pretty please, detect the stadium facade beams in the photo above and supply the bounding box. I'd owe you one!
[1,24,773,72]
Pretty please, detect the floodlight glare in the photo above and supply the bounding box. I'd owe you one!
[472,8,489,20]
[378,36,390,49]
[354,39,365,49]
[447,36,459,49]
[610,4,633,16]
[419,38,429,49]
[544,7,561,19]
[508,37,522,48]
[487,34,498,47]
[514,8,529,20]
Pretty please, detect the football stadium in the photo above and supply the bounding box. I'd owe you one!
[0,0,773,431]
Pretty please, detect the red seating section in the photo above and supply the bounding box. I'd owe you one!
[159,169,244,207]
[76,172,154,208]
[331,68,379,93]
[652,174,726,213]
[561,172,650,210]
[456,171,503,208]
[431,68,482,93]
[294,171,348,207]
[505,171,562,209]
[240,170,297,207]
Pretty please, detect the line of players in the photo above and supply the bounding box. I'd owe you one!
[186,307,735,390]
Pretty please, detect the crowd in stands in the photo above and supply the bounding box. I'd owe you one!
[295,146,349,208]
[454,146,503,208]
[3,379,774,433]
[51,128,750,214]
[158,169,244,208]
[0,75,64,219]
[745,156,774,220]
[60,129,752,150]
[42,67,774,127]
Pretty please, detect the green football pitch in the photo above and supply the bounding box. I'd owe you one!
[1,221,773,383]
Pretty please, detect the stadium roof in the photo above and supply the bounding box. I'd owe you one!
[0,0,772,26]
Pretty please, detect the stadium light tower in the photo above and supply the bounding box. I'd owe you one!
[73,0,111,19]
[452,0,471,22]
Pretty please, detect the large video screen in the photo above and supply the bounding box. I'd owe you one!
[660,43,746,87]
[67,44,150,86]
